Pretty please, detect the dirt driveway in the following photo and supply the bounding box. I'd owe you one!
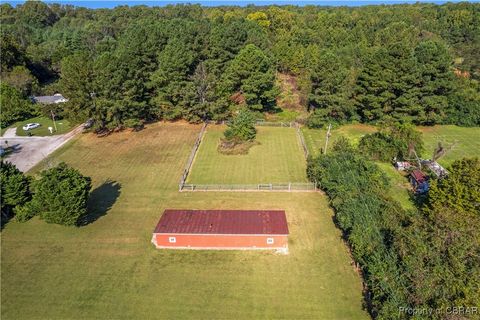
[1,126,83,172]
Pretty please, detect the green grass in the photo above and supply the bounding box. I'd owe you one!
[418,125,480,166]
[11,116,72,137]
[375,162,415,210]
[302,124,376,158]
[187,125,308,184]
[265,109,300,122]
[1,122,368,319]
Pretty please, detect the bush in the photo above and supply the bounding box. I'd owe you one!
[224,109,256,142]
[358,123,424,162]
[19,162,91,226]
[0,161,31,219]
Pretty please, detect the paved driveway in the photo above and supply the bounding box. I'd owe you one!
[1,126,83,172]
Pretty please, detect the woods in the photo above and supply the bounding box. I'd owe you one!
[1,1,479,130]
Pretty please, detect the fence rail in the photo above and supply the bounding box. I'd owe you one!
[294,123,309,159]
[180,182,317,192]
[178,122,207,191]
[255,120,294,127]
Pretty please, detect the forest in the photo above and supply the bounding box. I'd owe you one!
[1,1,479,131]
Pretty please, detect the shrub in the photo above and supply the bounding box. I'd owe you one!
[224,109,256,142]
[19,162,92,226]
[358,123,424,162]
[0,161,31,219]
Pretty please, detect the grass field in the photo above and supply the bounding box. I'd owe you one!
[1,122,368,319]
[187,125,308,184]
[1,116,73,137]
[418,125,480,166]
[302,124,480,164]
[302,124,480,209]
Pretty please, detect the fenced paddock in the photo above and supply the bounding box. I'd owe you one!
[178,122,316,192]
[186,125,307,184]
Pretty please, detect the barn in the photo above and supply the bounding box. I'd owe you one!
[151,209,289,253]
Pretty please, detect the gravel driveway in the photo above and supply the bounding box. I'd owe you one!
[1,126,83,172]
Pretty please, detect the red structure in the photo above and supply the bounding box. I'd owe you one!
[152,209,289,253]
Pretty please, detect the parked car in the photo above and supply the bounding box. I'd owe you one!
[22,123,41,131]
[84,119,94,129]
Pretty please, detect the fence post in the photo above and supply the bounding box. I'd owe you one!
[288,183,291,192]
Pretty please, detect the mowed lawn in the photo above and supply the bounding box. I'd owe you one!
[1,122,368,320]
[187,125,308,184]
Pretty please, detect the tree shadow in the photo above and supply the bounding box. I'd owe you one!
[1,144,23,158]
[79,180,121,226]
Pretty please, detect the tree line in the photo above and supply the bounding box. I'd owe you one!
[1,1,479,130]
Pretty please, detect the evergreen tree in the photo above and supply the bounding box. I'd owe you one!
[17,163,91,226]
[221,44,278,112]
[0,161,30,219]
[224,109,257,142]
[0,82,36,128]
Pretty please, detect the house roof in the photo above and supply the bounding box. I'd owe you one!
[411,170,427,183]
[153,210,289,235]
[33,94,68,104]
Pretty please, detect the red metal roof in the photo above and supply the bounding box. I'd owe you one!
[411,169,427,183]
[153,210,289,235]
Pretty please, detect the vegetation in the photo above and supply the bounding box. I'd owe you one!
[0,161,31,221]
[1,2,479,130]
[0,82,36,129]
[224,109,257,142]
[307,140,480,319]
[1,123,368,319]
[358,123,424,162]
[219,109,257,154]
[16,162,91,226]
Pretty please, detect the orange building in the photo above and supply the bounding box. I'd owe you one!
[151,209,289,253]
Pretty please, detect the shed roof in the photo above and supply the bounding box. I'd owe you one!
[154,210,289,235]
[411,169,427,183]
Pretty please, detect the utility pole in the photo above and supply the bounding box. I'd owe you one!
[324,123,332,155]
[51,110,57,132]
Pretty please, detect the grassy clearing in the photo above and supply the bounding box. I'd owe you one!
[1,122,368,319]
[187,125,308,184]
[302,124,376,158]
[303,124,480,164]
[418,125,480,166]
[4,116,73,137]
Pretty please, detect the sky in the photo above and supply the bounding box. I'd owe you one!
[3,0,478,9]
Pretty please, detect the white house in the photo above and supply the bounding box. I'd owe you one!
[32,93,68,104]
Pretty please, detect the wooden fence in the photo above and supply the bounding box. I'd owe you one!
[294,123,309,159]
[178,122,207,191]
[255,120,294,127]
[180,182,317,192]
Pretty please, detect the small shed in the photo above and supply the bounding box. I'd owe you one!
[410,169,429,193]
[152,209,289,253]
